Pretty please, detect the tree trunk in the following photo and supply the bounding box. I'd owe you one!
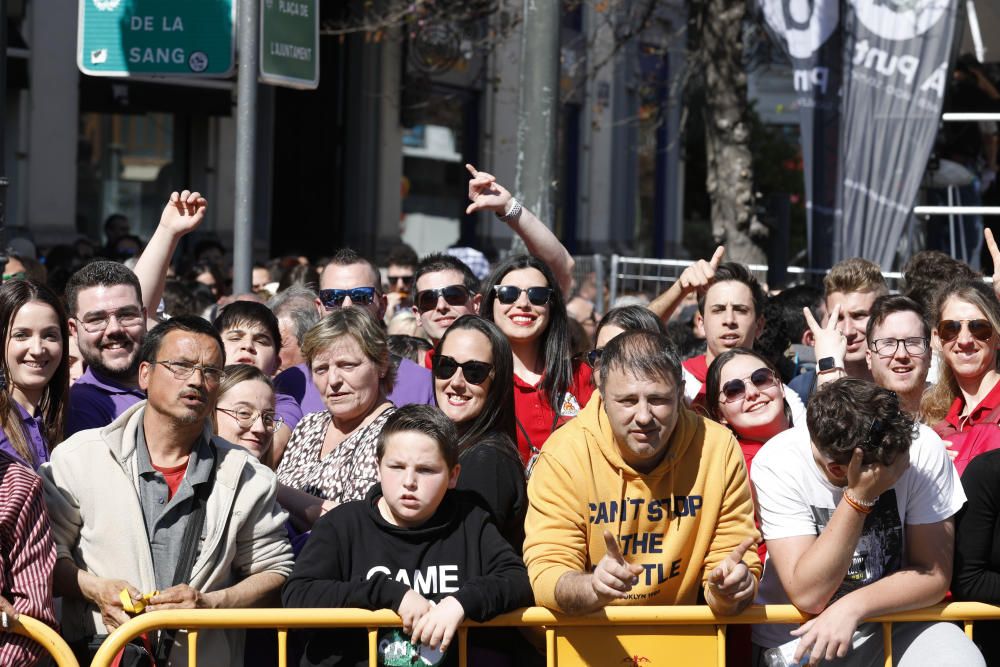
[698,0,767,265]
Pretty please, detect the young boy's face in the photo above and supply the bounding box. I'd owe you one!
[378,431,459,529]
[221,321,279,376]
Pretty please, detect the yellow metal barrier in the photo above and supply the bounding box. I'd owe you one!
[5,613,80,667]
[88,602,1000,667]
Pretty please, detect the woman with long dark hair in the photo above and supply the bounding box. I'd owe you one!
[480,255,593,463]
[705,348,793,474]
[433,315,525,550]
[0,280,69,469]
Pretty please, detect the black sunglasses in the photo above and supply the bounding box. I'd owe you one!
[937,319,994,343]
[415,285,471,313]
[585,348,603,369]
[720,368,779,403]
[493,285,553,306]
[319,287,377,309]
[433,354,494,385]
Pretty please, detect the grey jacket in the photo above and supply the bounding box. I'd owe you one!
[40,401,294,666]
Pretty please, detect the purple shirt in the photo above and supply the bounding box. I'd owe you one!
[274,391,304,433]
[0,401,49,470]
[66,368,146,436]
[274,358,434,418]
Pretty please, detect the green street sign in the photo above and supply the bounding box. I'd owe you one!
[260,0,319,89]
[78,0,235,77]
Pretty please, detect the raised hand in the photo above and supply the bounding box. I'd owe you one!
[804,303,846,366]
[845,445,910,505]
[590,530,645,606]
[464,163,512,216]
[676,246,725,295]
[159,190,207,236]
[986,229,1000,302]
[705,537,757,614]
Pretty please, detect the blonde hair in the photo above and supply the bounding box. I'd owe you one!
[302,308,396,394]
[823,258,888,299]
[921,280,1000,424]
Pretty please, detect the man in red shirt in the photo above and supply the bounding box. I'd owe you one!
[680,262,767,406]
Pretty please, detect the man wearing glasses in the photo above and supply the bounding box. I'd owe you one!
[274,248,434,416]
[64,261,149,436]
[749,379,982,666]
[411,253,483,368]
[863,296,932,417]
[384,243,419,320]
[42,316,293,665]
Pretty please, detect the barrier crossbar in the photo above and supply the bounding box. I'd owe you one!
[5,613,81,667]
[607,255,907,303]
[88,602,1000,667]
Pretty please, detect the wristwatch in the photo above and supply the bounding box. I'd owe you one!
[817,356,843,374]
[496,198,522,223]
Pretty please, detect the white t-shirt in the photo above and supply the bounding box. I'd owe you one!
[750,423,965,649]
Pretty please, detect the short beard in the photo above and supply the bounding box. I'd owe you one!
[83,349,141,384]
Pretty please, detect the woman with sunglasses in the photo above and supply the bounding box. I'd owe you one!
[433,315,526,551]
[705,349,792,474]
[0,280,69,470]
[481,255,593,464]
[213,364,283,462]
[923,279,1000,474]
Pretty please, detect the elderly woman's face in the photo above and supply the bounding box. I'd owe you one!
[311,335,384,424]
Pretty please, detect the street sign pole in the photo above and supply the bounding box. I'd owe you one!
[233,0,259,294]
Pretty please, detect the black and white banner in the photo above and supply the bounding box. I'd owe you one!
[837,0,958,266]
[756,0,959,269]
[758,0,843,271]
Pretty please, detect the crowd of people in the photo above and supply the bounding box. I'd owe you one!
[4,166,1000,667]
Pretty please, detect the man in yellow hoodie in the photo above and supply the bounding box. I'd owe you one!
[524,330,761,615]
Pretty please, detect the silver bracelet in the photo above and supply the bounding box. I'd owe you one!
[496,198,522,222]
[844,489,878,508]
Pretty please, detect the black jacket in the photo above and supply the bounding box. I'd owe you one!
[282,484,533,666]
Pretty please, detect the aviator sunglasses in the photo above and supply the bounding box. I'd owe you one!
[720,367,779,404]
[493,285,554,306]
[433,354,494,385]
[415,285,471,313]
[937,319,994,343]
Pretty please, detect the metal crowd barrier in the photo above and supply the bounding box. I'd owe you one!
[4,613,80,667]
[607,254,907,305]
[569,253,607,313]
[88,602,1000,667]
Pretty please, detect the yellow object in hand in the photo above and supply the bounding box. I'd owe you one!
[120,589,159,614]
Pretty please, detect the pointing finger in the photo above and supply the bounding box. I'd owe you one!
[709,245,725,268]
[727,537,756,564]
[603,530,626,564]
[464,163,478,177]
[987,228,1000,266]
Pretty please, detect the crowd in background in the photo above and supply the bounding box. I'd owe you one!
[5,163,1000,667]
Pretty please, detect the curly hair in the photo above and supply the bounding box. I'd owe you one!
[807,378,916,466]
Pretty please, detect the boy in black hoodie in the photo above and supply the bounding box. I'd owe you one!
[282,404,534,666]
